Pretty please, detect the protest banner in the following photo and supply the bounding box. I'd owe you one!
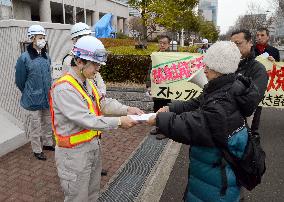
[257,56,284,109]
[151,52,284,109]
[150,52,205,101]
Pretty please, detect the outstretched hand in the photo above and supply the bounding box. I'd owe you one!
[157,106,169,113]
[127,107,144,115]
[120,116,138,129]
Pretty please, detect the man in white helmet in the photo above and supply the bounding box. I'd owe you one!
[62,22,107,97]
[50,35,143,201]
[15,25,54,161]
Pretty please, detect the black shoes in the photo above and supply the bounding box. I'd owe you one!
[101,169,108,176]
[33,146,54,160]
[43,146,55,151]
[150,127,158,135]
[34,152,47,161]
[150,127,167,140]
[156,133,167,140]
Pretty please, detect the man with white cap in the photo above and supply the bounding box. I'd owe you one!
[62,22,107,97]
[197,38,209,54]
[50,35,143,201]
[15,25,54,160]
[148,41,262,202]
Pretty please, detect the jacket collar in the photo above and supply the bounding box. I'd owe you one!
[27,43,48,60]
[67,67,85,86]
[204,74,235,94]
[238,51,255,71]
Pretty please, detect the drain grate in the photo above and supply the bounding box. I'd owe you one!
[98,135,168,202]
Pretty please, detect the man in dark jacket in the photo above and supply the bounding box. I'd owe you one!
[254,27,280,62]
[146,35,171,140]
[231,29,268,135]
[231,29,269,202]
[15,25,54,161]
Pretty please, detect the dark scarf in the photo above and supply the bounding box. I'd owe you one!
[27,43,48,60]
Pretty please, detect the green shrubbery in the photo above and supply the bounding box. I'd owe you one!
[100,54,151,83]
[100,38,136,48]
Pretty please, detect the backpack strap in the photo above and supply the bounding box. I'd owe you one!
[220,158,228,196]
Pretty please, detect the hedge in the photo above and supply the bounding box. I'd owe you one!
[100,54,151,84]
[100,38,136,48]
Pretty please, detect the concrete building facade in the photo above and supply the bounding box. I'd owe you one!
[7,0,129,34]
[198,0,218,25]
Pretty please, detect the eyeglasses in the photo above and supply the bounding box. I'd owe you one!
[72,47,108,63]
[234,41,246,47]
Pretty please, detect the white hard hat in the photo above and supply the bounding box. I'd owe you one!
[27,25,46,39]
[72,35,107,65]
[70,22,92,39]
[202,38,209,44]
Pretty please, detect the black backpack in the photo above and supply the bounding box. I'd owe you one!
[217,125,266,195]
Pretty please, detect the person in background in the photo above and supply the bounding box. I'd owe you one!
[146,35,171,140]
[197,38,209,54]
[231,29,269,202]
[62,22,107,97]
[231,29,268,138]
[148,41,260,202]
[15,25,54,161]
[254,27,280,62]
[50,35,143,201]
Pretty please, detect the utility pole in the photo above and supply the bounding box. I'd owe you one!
[84,0,86,24]
[62,0,65,24]
[73,0,76,24]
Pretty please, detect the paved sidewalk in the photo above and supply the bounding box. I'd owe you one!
[0,123,151,202]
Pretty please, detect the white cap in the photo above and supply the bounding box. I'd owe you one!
[27,25,46,39]
[72,36,107,65]
[202,38,209,44]
[203,41,241,74]
[70,22,91,39]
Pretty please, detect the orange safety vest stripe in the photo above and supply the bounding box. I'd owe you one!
[49,74,102,148]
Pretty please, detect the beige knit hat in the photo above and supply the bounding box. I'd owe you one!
[203,41,241,74]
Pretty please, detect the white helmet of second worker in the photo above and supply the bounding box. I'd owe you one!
[72,35,107,65]
[70,22,92,39]
[27,25,46,39]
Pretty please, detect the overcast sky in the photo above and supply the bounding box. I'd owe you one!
[217,0,273,34]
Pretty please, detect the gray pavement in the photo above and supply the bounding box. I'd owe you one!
[159,108,284,202]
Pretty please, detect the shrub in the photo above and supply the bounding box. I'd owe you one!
[100,54,151,83]
[178,45,199,53]
[107,43,158,55]
[116,32,130,39]
[99,38,136,48]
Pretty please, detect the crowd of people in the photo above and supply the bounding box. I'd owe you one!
[14,22,278,201]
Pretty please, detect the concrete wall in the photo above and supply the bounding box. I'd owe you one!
[0,5,12,20]
[13,0,31,21]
